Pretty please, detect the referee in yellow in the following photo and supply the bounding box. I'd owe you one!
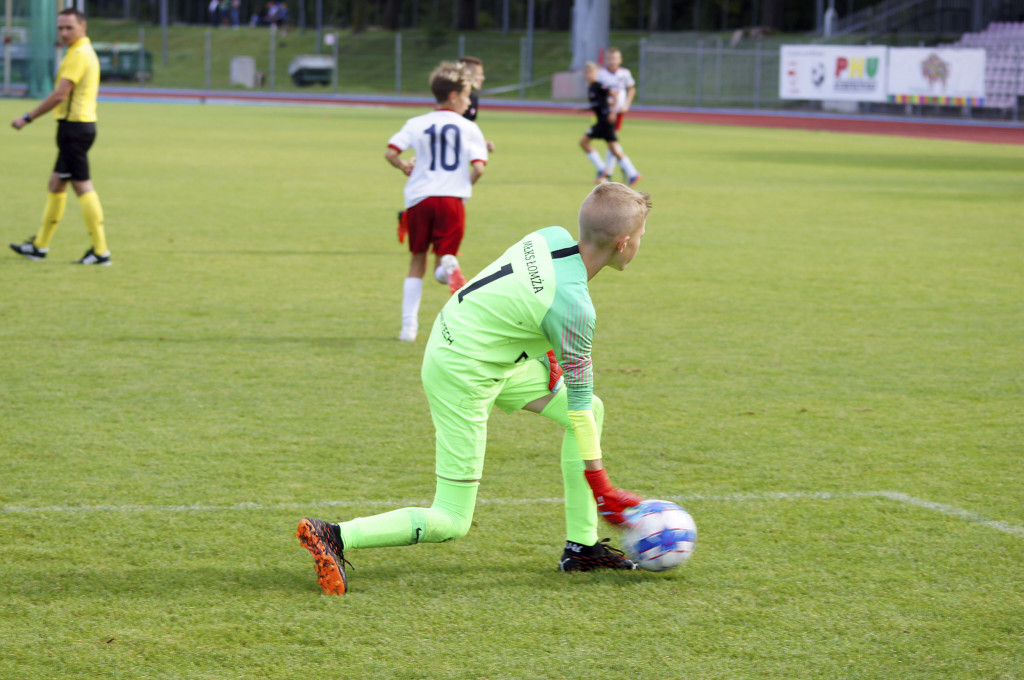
[10,8,110,266]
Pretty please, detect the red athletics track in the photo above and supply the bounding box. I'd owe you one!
[620,108,1024,145]
[98,86,1024,146]
[478,102,1024,146]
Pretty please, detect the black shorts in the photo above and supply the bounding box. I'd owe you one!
[54,121,97,182]
[586,120,617,143]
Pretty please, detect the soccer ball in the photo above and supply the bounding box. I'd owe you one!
[621,500,697,572]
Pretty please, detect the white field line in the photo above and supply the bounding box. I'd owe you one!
[2,490,1023,538]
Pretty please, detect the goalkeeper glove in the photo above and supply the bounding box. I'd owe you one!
[397,211,408,243]
[584,468,642,526]
[545,350,563,393]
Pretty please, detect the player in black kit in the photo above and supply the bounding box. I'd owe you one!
[579,62,641,186]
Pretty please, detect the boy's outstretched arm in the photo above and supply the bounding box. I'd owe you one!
[565,408,642,525]
[385,145,415,176]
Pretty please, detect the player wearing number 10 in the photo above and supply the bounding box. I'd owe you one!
[297,183,651,594]
[386,61,488,342]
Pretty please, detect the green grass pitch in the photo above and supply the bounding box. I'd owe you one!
[1,99,1023,679]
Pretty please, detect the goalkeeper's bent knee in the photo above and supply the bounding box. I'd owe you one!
[418,478,478,543]
[418,508,473,543]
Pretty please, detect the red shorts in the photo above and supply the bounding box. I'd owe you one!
[405,196,465,256]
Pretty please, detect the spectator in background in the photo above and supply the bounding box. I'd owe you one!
[268,1,288,29]
[230,0,241,28]
[251,2,280,28]
[249,3,265,26]
[208,0,220,27]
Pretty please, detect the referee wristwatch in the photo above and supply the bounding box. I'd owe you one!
[22,113,32,123]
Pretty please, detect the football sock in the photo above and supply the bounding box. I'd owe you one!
[619,156,639,179]
[402,277,423,330]
[540,388,602,546]
[35,192,67,249]
[79,191,108,255]
[586,150,605,172]
[336,478,479,548]
[604,150,619,177]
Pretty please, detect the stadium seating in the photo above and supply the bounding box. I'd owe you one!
[945,21,1024,108]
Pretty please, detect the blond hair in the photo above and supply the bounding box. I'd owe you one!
[430,61,473,104]
[578,183,651,248]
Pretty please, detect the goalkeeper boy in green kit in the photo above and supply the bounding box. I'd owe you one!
[297,183,651,594]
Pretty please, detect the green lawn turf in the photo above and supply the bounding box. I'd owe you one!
[1,99,1023,679]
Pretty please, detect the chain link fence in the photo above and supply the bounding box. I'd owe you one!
[638,38,780,109]
[4,18,1022,121]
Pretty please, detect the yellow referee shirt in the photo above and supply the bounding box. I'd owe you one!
[54,36,99,122]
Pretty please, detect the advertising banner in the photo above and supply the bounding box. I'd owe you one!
[886,48,986,106]
[780,45,889,102]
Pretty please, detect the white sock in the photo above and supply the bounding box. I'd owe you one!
[604,150,618,175]
[402,277,423,329]
[586,151,605,172]
[619,156,639,178]
[434,264,447,284]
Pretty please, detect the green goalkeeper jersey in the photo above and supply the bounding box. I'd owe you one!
[431,226,596,413]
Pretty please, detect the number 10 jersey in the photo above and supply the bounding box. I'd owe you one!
[387,108,489,210]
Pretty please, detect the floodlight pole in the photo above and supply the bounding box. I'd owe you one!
[570,0,610,70]
[525,0,534,84]
[160,0,168,67]
[26,0,56,97]
[824,0,837,37]
[315,0,322,55]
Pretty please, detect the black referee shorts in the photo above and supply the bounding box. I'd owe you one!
[54,121,97,182]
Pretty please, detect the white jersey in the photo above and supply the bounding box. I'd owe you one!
[388,108,489,209]
[598,66,635,113]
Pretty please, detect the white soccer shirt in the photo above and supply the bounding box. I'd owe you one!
[598,66,635,113]
[388,108,488,209]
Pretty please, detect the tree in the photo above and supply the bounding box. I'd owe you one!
[455,0,477,29]
[382,0,401,29]
[648,0,662,31]
[352,0,368,32]
[548,0,573,29]
[760,0,785,29]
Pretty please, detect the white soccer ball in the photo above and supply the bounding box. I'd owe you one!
[621,499,697,572]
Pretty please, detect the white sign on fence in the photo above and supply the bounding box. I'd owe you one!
[780,45,889,102]
[780,45,988,105]
[886,48,986,105]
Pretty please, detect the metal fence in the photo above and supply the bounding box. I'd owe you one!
[635,36,1023,120]
[638,38,780,109]
[4,22,1022,121]
[1,26,570,98]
